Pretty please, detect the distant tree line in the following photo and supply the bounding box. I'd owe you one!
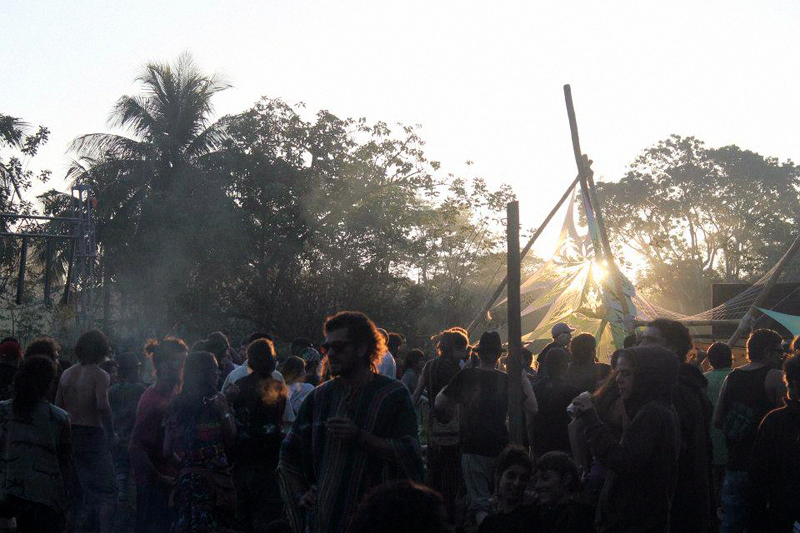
[2,55,799,344]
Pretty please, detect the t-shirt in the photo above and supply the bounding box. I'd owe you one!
[532,377,581,455]
[287,382,314,416]
[377,351,397,378]
[440,367,509,457]
[130,385,175,485]
[704,368,730,466]
[719,365,773,470]
[229,373,286,466]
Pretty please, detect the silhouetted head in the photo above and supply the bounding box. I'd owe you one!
[642,319,693,361]
[707,342,732,370]
[75,330,110,365]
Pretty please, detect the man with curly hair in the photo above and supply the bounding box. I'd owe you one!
[279,311,423,533]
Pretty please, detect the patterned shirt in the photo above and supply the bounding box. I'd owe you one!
[0,400,71,512]
[279,373,423,533]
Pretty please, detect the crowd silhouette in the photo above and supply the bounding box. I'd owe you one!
[0,311,798,533]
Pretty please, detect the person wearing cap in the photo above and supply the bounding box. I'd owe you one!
[537,323,575,380]
[435,331,538,527]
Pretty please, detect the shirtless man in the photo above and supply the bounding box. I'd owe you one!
[56,330,117,533]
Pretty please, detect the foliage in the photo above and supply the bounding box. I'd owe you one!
[68,58,515,343]
[595,135,800,313]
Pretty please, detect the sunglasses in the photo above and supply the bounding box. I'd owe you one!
[320,340,354,355]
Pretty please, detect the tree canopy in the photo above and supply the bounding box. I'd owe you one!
[595,135,800,314]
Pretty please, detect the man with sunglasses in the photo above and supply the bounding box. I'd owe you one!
[279,311,423,533]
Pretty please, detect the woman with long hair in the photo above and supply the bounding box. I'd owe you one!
[164,351,237,532]
[0,356,76,533]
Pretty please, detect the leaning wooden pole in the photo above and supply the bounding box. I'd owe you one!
[727,232,800,346]
[506,200,524,445]
[466,174,581,334]
[564,84,633,333]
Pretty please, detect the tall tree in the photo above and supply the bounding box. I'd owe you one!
[595,135,800,313]
[67,54,239,334]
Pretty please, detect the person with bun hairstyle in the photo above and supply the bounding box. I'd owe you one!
[129,337,187,533]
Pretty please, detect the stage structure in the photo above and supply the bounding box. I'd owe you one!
[472,86,800,359]
[0,184,98,329]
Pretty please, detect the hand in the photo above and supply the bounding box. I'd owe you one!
[298,485,317,510]
[326,417,361,441]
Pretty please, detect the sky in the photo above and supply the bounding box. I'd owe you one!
[3,0,800,260]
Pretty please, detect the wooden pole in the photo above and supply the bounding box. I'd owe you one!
[506,201,524,445]
[466,174,581,334]
[564,84,633,333]
[727,233,800,346]
[44,238,52,306]
[15,237,27,305]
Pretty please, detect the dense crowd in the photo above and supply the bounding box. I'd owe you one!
[0,311,797,533]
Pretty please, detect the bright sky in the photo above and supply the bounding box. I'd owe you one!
[3,1,799,260]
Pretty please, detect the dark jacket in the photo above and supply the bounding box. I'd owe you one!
[748,399,800,532]
[670,363,713,533]
[585,346,681,533]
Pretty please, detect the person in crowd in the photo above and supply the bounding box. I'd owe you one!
[100,358,120,387]
[532,451,595,533]
[537,322,574,380]
[412,328,468,522]
[55,330,117,533]
[0,356,77,533]
[228,339,287,531]
[565,333,601,393]
[279,311,423,533]
[164,351,238,532]
[0,338,22,401]
[532,347,580,457]
[401,348,424,392]
[703,341,732,523]
[376,328,397,378]
[477,445,535,533]
[748,353,800,532]
[281,356,315,417]
[206,331,237,388]
[24,336,71,402]
[348,480,452,533]
[221,333,294,428]
[221,332,272,390]
[641,318,713,533]
[109,352,146,533]
[571,345,681,533]
[290,338,313,357]
[436,331,537,526]
[129,337,187,533]
[300,347,323,387]
[388,332,406,362]
[713,329,786,533]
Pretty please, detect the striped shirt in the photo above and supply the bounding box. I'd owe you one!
[279,373,423,533]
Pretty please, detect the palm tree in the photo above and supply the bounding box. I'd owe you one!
[67,53,232,333]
